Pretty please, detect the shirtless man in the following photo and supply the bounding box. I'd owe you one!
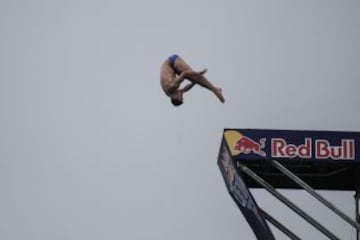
[160,54,225,106]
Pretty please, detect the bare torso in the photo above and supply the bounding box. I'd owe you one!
[160,59,177,96]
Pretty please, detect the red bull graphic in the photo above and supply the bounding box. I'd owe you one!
[224,129,360,162]
[235,136,266,157]
[224,130,267,158]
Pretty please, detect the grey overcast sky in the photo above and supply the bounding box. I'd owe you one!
[1,0,359,239]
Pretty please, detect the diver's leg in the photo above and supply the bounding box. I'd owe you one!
[174,56,225,103]
[173,69,207,85]
[185,74,225,103]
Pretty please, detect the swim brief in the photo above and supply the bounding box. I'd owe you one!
[168,54,179,69]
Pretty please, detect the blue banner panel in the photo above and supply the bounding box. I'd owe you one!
[218,139,275,240]
[224,129,360,162]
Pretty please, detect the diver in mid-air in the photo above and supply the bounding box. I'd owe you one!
[160,54,225,106]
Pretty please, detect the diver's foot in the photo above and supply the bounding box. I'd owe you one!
[215,88,225,103]
[197,68,208,75]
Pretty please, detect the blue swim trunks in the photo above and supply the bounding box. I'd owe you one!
[168,54,179,69]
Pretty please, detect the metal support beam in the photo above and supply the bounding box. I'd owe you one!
[356,166,360,240]
[259,208,302,240]
[239,164,340,240]
[356,190,359,240]
[272,160,360,231]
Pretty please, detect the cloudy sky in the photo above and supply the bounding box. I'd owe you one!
[1,0,359,239]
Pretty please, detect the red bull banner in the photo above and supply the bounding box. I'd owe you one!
[224,129,360,162]
[218,139,275,240]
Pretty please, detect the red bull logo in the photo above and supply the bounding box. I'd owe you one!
[235,136,266,157]
[224,130,266,157]
[272,138,355,160]
[224,129,356,161]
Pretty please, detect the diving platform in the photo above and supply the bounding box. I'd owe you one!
[218,129,360,240]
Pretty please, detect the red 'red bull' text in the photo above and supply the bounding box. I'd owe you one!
[315,139,355,160]
[271,138,355,160]
[272,138,312,159]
